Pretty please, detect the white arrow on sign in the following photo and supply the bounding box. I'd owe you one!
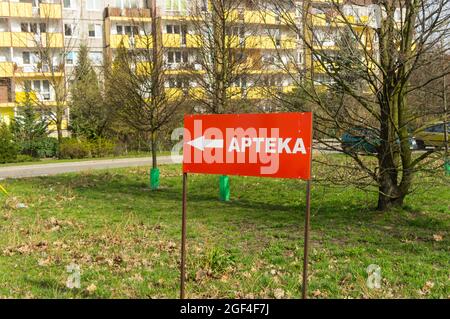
[187,136,224,151]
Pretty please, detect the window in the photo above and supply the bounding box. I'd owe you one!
[167,51,188,64]
[88,51,103,65]
[115,0,138,9]
[116,25,123,34]
[22,52,30,64]
[39,23,46,33]
[63,0,74,9]
[66,51,76,65]
[165,0,187,12]
[20,23,44,34]
[88,24,101,37]
[28,80,50,100]
[21,23,28,32]
[30,23,38,34]
[233,77,247,88]
[64,24,75,37]
[166,25,180,34]
[86,0,101,11]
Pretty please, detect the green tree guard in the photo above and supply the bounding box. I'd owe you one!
[150,168,160,190]
[219,175,230,201]
[445,158,450,176]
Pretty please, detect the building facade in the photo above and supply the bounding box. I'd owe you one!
[0,0,391,130]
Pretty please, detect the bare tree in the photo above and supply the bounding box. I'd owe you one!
[15,5,78,154]
[270,0,450,210]
[187,0,266,114]
[105,5,187,188]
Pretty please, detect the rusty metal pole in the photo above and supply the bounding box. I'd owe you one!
[180,173,188,299]
[302,113,314,299]
[302,179,311,299]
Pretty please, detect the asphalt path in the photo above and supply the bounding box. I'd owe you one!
[0,155,183,179]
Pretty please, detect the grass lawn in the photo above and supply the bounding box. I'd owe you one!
[0,164,448,298]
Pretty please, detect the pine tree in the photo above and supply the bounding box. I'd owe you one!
[70,44,109,139]
[11,92,48,158]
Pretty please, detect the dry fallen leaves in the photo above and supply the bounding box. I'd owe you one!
[432,234,443,242]
[419,281,435,295]
[273,288,285,299]
[86,284,97,294]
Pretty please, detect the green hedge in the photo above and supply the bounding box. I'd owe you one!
[0,123,18,163]
[59,138,116,159]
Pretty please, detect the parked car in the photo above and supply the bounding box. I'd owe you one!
[341,127,379,154]
[341,127,418,154]
[414,122,450,149]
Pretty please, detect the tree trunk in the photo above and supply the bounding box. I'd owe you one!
[151,131,157,169]
[377,173,405,211]
[56,119,63,158]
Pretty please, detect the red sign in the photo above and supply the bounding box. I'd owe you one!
[182,112,313,179]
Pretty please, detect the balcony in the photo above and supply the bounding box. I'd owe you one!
[228,35,296,50]
[110,34,153,49]
[104,7,151,21]
[39,3,62,19]
[15,91,57,105]
[11,32,63,48]
[0,62,14,77]
[0,32,11,47]
[13,63,64,78]
[228,10,296,25]
[9,1,32,17]
[0,2,9,16]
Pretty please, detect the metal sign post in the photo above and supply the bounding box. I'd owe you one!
[302,179,312,299]
[180,112,313,299]
[180,173,188,299]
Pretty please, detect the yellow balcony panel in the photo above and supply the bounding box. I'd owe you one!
[0,2,9,16]
[242,35,296,50]
[48,119,68,131]
[282,85,296,94]
[162,33,181,47]
[0,107,15,125]
[11,32,63,48]
[14,71,64,78]
[110,34,152,49]
[245,10,297,25]
[227,87,242,99]
[165,88,185,101]
[0,102,15,108]
[0,32,11,47]
[40,3,62,19]
[189,87,205,100]
[247,87,268,99]
[0,62,14,77]
[9,2,32,17]
[15,91,37,104]
[186,34,201,48]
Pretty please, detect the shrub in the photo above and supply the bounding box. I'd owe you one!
[59,138,91,159]
[17,137,58,159]
[90,138,116,158]
[15,154,35,163]
[35,137,58,158]
[0,123,18,163]
[59,138,116,159]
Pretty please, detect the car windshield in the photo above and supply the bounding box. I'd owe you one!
[426,124,450,133]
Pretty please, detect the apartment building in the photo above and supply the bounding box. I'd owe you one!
[0,0,390,128]
[305,0,405,86]
[0,0,64,129]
